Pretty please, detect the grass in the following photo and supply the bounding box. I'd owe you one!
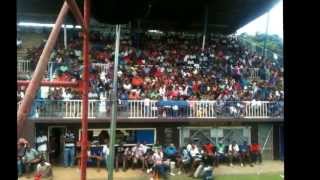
[170,173,284,180]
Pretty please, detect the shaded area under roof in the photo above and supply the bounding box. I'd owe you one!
[17,0,280,34]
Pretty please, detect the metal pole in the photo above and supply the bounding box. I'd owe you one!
[80,0,90,179]
[17,80,78,87]
[263,11,270,58]
[17,2,69,138]
[108,24,121,180]
[64,25,67,49]
[65,0,88,34]
[202,4,208,51]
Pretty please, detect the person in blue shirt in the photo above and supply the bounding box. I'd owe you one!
[239,141,253,167]
[164,143,177,162]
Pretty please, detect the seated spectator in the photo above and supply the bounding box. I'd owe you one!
[17,140,27,177]
[23,143,41,178]
[180,146,192,173]
[215,141,226,167]
[34,155,53,180]
[151,149,169,180]
[239,141,253,167]
[202,141,215,166]
[164,143,177,161]
[115,141,126,172]
[198,151,214,180]
[128,90,140,100]
[250,142,262,164]
[144,149,155,173]
[152,140,162,152]
[123,146,133,170]
[227,141,241,167]
[189,143,202,176]
[131,143,145,170]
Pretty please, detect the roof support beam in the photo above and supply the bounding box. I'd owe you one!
[17,1,69,138]
[65,0,88,34]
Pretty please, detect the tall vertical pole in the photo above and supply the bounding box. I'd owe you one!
[263,11,270,58]
[64,24,67,49]
[80,0,90,179]
[108,24,121,180]
[202,4,208,51]
[17,2,69,138]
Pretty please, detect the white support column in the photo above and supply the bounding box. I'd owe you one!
[202,4,208,51]
[108,24,121,180]
[64,24,67,49]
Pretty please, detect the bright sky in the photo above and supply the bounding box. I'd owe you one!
[236,0,283,39]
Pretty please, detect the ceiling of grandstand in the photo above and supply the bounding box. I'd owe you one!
[17,0,280,34]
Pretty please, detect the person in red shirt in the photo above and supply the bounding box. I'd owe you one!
[131,76,144,88]
[250,142,262,164]
[202,141,216,166]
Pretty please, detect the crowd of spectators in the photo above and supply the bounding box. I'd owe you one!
[22,31,283,102]
[19,31,284,117]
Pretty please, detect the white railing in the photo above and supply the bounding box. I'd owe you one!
[26,99,283,119]
[17,60,31,73]
[92,63,108,72]
[248,68,260,80]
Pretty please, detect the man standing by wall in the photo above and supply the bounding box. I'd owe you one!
[64,129,75,167]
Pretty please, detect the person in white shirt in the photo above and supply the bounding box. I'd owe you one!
[131,143,146,170]
[40,87,49,99]
[143,97,151,116]
[93,140,109,172]
[140,141,150,155]
[227,141,240,167]
[188,144,202,177]
[35,156,53,180]
[36,131,48,161]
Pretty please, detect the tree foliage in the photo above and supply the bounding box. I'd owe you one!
[240,33,283,54]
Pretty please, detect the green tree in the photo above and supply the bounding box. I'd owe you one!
[240,33,283,54]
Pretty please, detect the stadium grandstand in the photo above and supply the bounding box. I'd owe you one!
[17,0,284,179]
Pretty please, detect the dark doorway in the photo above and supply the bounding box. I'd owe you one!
[48,127,66,165]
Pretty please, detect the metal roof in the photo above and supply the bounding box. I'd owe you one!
[17,0,280,34]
